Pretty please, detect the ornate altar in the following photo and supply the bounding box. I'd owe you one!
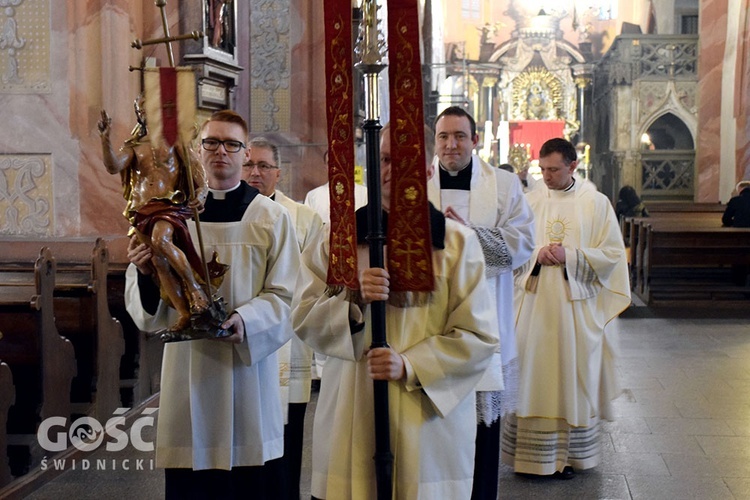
[488,4,591,160]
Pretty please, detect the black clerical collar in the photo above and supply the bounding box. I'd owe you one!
[563,178,576,192]
[439,162,472,191]
[355,203,446,249]
[201,181,260,222]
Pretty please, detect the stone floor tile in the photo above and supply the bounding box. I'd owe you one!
[602,416,652,435]
[722,477,750,499]
[696,435,750,457]
[616,376,665,391]
[722,418,750,436]
[677,402,750,419]
[610,433,704,454]
[498,465,631,500]
[660,452,724,477]
[708,456,750,477]
[643,417,734,436]
[626,475,733,500]
[598,451,669,476]
[611,400,683,419]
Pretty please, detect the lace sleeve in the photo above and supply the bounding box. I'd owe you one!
[469,224,512,277]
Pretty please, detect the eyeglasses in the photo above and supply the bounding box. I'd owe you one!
[201,138,246,153]
[243,161,279,171]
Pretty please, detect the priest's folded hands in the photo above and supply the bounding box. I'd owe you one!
[537,242,566,266]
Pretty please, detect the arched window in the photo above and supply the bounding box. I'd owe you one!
[641,113,694,150]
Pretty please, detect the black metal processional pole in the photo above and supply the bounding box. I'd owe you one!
[356,1,392,499]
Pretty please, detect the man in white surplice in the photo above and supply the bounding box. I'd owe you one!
[292,124,498,499]
[125,110,299,499]
[243,136,324,500]
[428,106,535,500]
[303,151,368,382]
[501,138,630,479]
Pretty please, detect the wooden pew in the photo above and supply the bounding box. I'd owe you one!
[0,360,14,488]
[104,236,164,407]
[632,217,723,293]
[621,208,724,255]
[0,248,77,476]
[621,204,726,290]
[0,239,125,421]
[646,202,725,213]
[636,225,750,307]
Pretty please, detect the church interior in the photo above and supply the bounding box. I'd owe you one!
[1,0,750,498]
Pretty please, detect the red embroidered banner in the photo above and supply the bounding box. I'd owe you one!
[159,67,178,146]
[324,0,359,291]
[386,0,434,292]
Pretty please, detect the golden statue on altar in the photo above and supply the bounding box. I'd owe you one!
[508,143,530,172]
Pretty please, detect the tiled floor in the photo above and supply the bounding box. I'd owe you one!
[21,307,750,499]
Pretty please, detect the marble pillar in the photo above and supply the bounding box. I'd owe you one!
[736,0,750,183]
[696,0,727,202]
[288,1,329,199]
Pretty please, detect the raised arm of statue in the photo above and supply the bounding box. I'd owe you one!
[98,109,135,175]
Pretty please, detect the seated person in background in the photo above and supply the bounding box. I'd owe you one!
[722,180,750,228]
[615,185,649,221]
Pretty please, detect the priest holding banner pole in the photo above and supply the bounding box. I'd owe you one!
[291,1,498,498]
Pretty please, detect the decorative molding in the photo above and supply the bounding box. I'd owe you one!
[641,151,695,197]
[183,53,243,111]
[249,0,290,133]
[638,81,668,122]
[0,0,50,93]
[0,154,52,235]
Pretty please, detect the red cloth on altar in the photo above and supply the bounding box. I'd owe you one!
[509,121,565,160]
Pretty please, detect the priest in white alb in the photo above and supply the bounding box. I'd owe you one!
[429,106,535,500]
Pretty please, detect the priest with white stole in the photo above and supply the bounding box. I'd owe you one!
[292,124,498,499]
[429,106,535,500]
[125,110,300,499]
[502,138,630,480]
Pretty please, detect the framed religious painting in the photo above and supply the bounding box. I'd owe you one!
[202,0,238,64]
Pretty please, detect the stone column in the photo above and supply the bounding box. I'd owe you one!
[574,76,591,144]
[697,0,743,202]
